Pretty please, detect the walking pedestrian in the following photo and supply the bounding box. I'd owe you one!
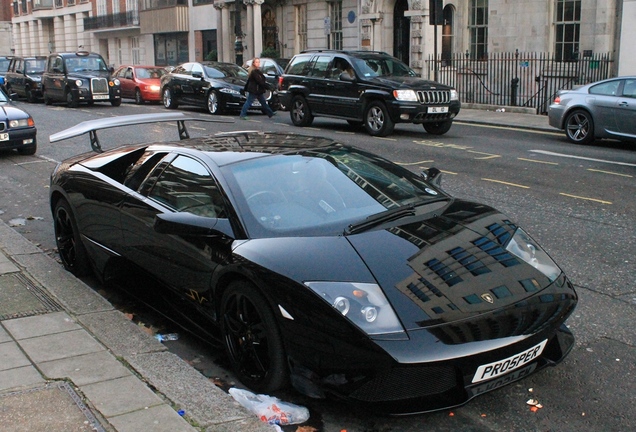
[240,58,276,120]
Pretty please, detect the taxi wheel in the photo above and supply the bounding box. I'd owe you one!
[66,89,79,108]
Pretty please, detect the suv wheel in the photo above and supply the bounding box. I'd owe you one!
[163,87,178,109]
[423,120,453,135]
[290,95,314,127]
[43,90,52,105]
[66,89,79,108]
[364,101,394,137]
[26,88,36,103]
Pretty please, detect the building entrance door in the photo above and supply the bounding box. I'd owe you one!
[393,0,410,65]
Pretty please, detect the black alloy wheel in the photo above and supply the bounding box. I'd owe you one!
[290,95,314,126]
[423,120,453,135]
[53,199,91,276]
[111,98,122,107]
[220,280,287,392]
[364,100,394,137]
[26,87,36,103]
[565,109,594,144]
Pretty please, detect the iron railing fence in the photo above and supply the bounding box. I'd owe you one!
[424,52,614,114]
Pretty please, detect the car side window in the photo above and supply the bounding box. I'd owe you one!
[286,54,312,75]
[261,60,277,74]
[191,63,204,76]
[589,80,620,96]
[622,79,636,98]
[125,68,133,79]
[148,155,227,218]
[308,55,331,78]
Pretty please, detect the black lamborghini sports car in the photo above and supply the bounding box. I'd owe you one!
[49,113,577,414]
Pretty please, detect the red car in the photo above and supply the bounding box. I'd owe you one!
[112,65,165,104]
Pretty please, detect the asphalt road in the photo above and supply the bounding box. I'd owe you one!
[0,99,634,432]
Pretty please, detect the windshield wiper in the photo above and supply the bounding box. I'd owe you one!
[345,205,415,235]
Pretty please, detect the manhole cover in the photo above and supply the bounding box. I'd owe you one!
[0,273,61,320]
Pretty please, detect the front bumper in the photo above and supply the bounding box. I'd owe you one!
[72,87,121,103]
[387,99,461,124]
[0,127,37,151]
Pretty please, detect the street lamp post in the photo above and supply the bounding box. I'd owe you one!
[234,0,243,65]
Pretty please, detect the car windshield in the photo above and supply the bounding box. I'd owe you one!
[204,64,248,79]
[136,67,166,79]
[351,56,417,78]
[25,59,46,74]
[65,55,108,72]
[223,147,446,238]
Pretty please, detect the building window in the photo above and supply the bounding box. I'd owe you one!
[97,0,106,16]
[131,37,140,64]
[112,0,119,14]
[555,0,581,61]
[296,4,307,52]
[468,0,487,60]
[116,38,122,65]
[328,1,343,50]
[126,0,137,12]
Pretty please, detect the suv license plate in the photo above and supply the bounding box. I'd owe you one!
[0,133,8,141]
[428,106,449,113]
[472,339,547,383]
[93,94,109,100]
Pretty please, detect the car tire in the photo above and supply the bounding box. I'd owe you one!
[424,120,453,135]
[111,98,122,107]
[17,142,37,156]
[43,90,52,105]
[26,87,36,103]
[364,100,394,137]
[163,87,178,109]
[565,109,594,144]
[207,90,223,114]
[53,198,91,277]
[135,88,144,104]
[290,95,313,126]
[221,280,288,393]
[66,89,79,108]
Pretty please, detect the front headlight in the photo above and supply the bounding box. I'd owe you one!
[110,79,121,86]
[147,85,160,92]
[220,87,240,95]
[450,89,459,101]
[305,282,405,335]
[9,118,34,128]
[505,228,561,282]
[393,89,418,101]
[74,79,83,87]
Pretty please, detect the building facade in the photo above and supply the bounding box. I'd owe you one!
[8,1,633,75]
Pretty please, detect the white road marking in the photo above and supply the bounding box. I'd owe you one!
[530,150,636,167]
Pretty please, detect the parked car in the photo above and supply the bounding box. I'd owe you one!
[4,56,47,102]
[548,76,636,144]
[243,57,288,110]
[112,65,166,104]
[0,87,37,155]
[160,61,275,115]
[41,51,121,108]
[49,112,577,414]
[278,50,461,137]
[0,56,11,90]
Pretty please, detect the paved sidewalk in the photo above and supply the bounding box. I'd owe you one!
[0,105,554,431]
[0,221,271,432]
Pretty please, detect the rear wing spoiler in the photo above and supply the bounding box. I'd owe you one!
[49,112,234,153]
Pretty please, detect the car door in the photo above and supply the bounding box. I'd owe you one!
[119,67,135,99]
[587,79,621,135]
[324,56,360,118]
[6,59,21,95]
[189,63,210,107]
[120,152,232,301]
[44,55,66,101]
[615,78,636,137]
[306,54,332,115]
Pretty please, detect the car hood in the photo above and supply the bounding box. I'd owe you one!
[0,104,30,120]
[236,199,575,336]
[366,76,454,90]
[68,70,112,80]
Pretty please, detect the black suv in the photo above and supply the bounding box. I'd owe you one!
[4,56,47,102]
[42,51,121,107]
[278,50,460,137]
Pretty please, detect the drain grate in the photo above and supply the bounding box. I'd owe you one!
[0,273,62,320]
[0,381,107,432]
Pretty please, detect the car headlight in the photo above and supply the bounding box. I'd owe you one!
[147,85,160,92]
[393,89,418,101]
[9,118,34,128]
[450,89,459,101]
[110,79,120,86]
[220,87,240,95]
[75,79,83,87]
[505,228,561,282]
[304,282,405,335]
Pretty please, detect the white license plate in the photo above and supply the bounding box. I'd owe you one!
[472,339,547,383]
[472,363,537,396]
[428,106,449,113]
[0,133,8,141]
[93,94,109,100]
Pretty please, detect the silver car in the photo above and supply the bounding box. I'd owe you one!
[548,76,636,144]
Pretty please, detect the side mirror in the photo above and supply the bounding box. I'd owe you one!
[154,212,234,238]
[421,167,442,188]
[192,71,203,79]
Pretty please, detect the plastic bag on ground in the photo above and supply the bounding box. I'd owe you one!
[228,387,310,425]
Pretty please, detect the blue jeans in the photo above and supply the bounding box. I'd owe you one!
[240,92,275,118]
